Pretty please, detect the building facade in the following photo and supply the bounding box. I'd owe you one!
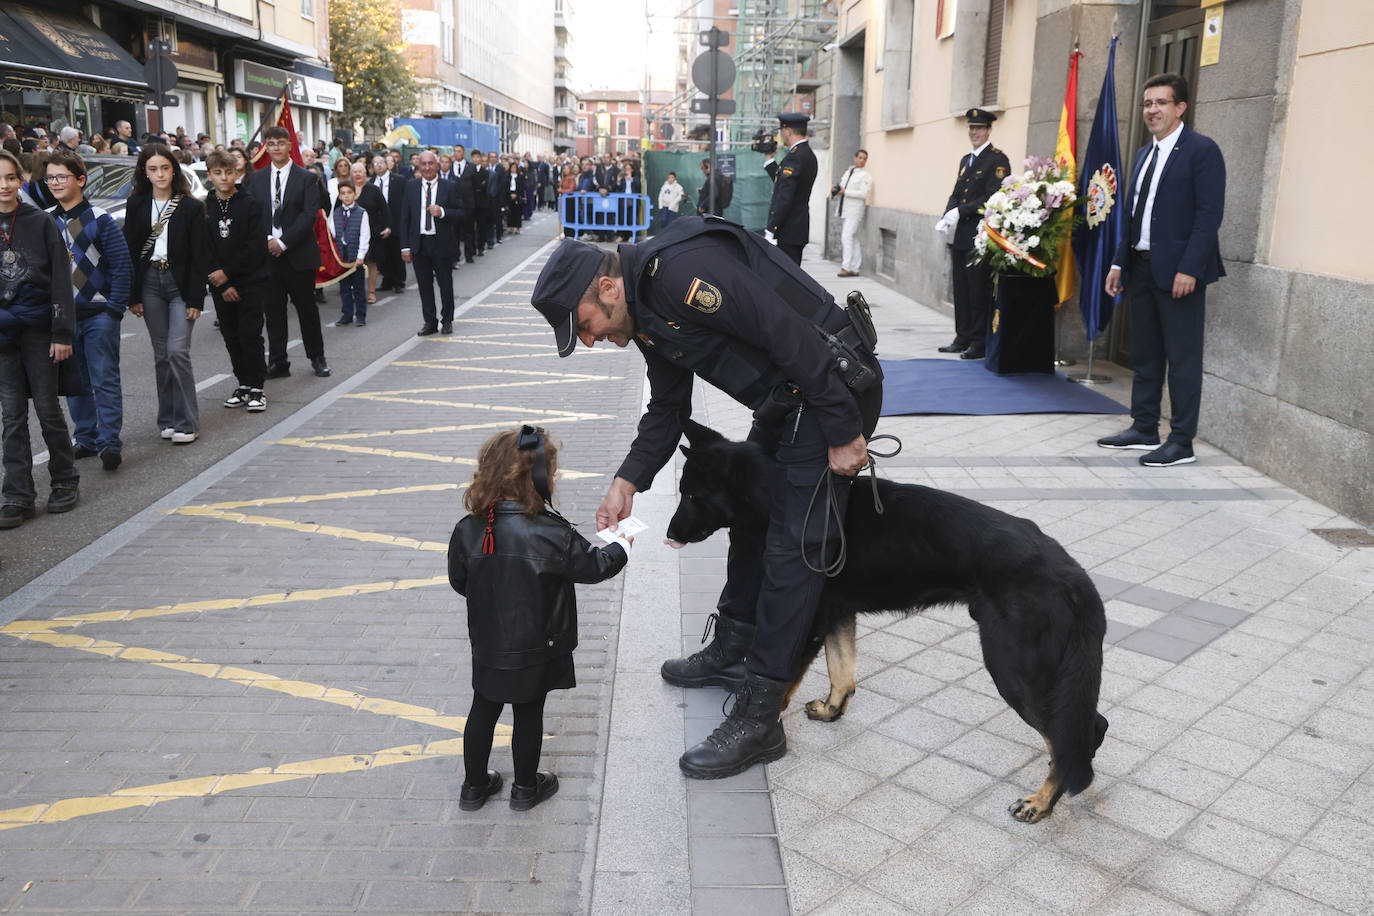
[0,0,341,147]
[576,91,645,159]
[400,0,555,155]
[826,0,1374,525]
[553,0,578,153]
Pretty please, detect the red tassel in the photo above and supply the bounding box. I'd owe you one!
[481,503,496,555]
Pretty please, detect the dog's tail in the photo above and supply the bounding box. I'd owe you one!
[1048,584,1108,797]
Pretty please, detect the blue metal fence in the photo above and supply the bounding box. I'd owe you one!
[558,192,652,241]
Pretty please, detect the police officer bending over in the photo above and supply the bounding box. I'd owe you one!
[533,216,883,778]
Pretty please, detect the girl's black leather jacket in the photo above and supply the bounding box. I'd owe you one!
[448,502,628,669]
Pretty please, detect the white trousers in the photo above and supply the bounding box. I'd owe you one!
[840,204,865,272]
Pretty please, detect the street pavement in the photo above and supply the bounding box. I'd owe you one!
[2,230,1373,915]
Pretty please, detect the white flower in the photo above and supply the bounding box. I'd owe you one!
[1026,235,1041,248]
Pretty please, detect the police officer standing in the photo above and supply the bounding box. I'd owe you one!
[936,108,1010,360]
[532,217,882,779]
[766,113,818,266]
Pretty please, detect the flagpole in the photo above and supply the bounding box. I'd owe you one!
[1054,318,1076,367]
[1069,335,1112,384]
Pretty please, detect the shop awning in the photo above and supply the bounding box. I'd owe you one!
[0,5,148,103]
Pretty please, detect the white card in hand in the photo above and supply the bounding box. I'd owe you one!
[597,515,647,543]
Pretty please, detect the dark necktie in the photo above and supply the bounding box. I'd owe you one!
[1130,145,1159,248]
[273,170,283,229]
[424,181,433,232]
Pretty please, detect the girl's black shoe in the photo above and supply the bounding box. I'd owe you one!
[509,771,558,811]
[458,770,503,811]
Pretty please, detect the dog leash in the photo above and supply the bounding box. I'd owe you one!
[802,433,902,577]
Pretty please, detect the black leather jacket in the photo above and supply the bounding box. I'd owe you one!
[448,502,628,669]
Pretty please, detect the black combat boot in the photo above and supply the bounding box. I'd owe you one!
[660,613,754,689]
[678,673,789,779]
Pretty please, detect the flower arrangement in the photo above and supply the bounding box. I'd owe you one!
[972,156,1078,277]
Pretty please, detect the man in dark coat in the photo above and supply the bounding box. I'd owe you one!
[937,108,1011,360]
[370,152,408,292]
[471,151,491,256]
[400,151,465,336]
[449,144,480,263]
[765,112,818,266]
[249,125,329,378]
[1099,73,1226,468]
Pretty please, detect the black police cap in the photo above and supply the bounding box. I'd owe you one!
[777,112,810,130]
[532,239,603,358]
[964,108,998,126]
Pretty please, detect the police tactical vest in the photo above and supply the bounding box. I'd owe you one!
[625,216,850,409]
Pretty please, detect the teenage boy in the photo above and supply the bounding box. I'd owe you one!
[204,149,270,413]
[45,149,132,471]
[328,182,370,326]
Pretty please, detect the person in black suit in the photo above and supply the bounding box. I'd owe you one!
[370,152,407,292]
[449,144,480,263]
[936,108,1011,360]
[487,156,507,247]
[400,151,465,336]
[765,112,818,266]
[471,151,491,256]
[1100,73,1226,468]
[248,126,329,379]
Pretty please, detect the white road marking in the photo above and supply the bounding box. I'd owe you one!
[195,373,231,392]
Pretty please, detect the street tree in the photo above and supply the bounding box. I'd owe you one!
[329,0,418,136]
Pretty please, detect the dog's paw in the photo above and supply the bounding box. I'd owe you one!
[805,698,842,721]
[1008,796,1052,824]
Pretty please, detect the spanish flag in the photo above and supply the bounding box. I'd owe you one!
[1053,50,1082,307]
[250,92,355,289]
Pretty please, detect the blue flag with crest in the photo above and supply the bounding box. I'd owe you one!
[1072,35,1125,341]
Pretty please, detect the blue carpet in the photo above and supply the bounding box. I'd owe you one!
[878,358,1130,416]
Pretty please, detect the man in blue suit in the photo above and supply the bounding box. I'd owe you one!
[400,151,465,336]
[1099,73,1225,468]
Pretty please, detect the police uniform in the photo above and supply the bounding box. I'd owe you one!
[532,219,882,777]
[943,108,1011,358]
[766,113,818,266]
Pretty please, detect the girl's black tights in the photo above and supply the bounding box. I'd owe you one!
[463,692,547,788]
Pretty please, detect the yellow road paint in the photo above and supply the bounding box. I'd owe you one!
[353,378,590,396]
[169,506,450,551]
[186,483,463,511]
[389,361,618,380]
[279,415,616,443]
[0,735,498,832]
[418,337,547,349]
[271,437,600,477]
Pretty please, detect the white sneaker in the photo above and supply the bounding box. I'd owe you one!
[160,427,175,439]
[171,431,198,445]
[245,390,266,412]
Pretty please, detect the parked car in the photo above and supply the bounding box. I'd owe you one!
[81,154,209,225]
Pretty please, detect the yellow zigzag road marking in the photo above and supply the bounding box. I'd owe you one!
[272,438,601,476]
[283,417,615,444]
[169,506,450,551]
[0,737,485,832]
[388,361,617,380]
[0,576,449,632]
[444,316,545,326]
[354,378,591,396]
[420,337,547,349]
[343,392,616,413]
[185,483,462,511]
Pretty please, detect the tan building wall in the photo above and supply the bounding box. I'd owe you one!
[1266,5,1374,281]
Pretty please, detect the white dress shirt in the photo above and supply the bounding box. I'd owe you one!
[419,178,441,236]
[373,174,389,204]
[1111,120,1184,270]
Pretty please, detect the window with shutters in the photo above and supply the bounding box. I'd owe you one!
[881,0,915,129]
[982,0,1005,107]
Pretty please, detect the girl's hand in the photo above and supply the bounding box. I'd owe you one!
[130,303,144,318]
[208,269,229,286]
[50,343,72,363]
[187,307,201,321]
[222,286,241,303]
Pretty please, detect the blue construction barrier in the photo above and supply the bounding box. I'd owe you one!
[559,192,651,241]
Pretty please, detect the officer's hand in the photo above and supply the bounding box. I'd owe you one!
[829,435,869,476]
[1105,267,1123,298]
[596,477,638,531]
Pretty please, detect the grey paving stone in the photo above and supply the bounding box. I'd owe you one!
[691,886,790,915]
[864,846,983,913]
[810,884,919,916]
[688,834,785,886]
[1090,783,1199,840]
[1175,598,1252,627]
[997,847,1116,912]
[1116,629,1204,663]
[687,791,776,836]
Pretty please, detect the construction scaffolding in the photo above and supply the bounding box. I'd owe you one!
[648,0,838,151]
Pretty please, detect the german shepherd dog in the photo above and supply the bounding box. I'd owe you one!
[665,420,1109,822]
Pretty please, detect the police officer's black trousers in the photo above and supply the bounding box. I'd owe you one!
[950,249,992,349]
[714,386,882,682]
[778,243,804,267]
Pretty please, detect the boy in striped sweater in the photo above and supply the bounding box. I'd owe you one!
[45,149,132,471]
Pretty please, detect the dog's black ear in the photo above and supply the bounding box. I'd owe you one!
[681,417,724,447]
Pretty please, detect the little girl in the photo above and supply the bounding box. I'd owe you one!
[448,425,631,811]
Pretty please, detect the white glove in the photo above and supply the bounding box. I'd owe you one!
[935,208,960,234]
[763,230,777,245]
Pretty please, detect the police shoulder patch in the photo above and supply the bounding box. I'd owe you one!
[995,165,1008,178]
[781,167,794,176]
[685,277,723,313]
